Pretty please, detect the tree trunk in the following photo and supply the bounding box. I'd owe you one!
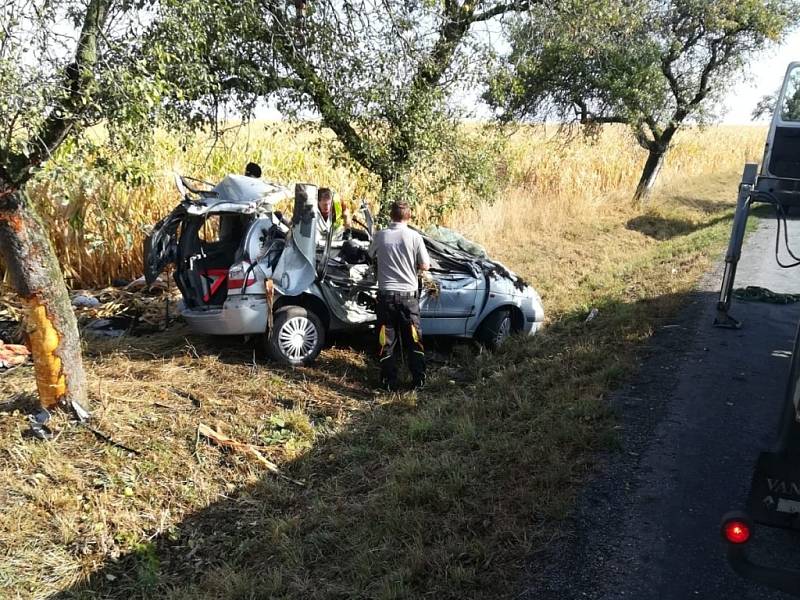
[377,169,410,223]
[0,188,88,412]
[378,172,395,215]
[633,148,666,204]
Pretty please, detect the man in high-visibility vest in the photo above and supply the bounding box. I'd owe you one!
[368,200,430,391]
[316,187,342,239]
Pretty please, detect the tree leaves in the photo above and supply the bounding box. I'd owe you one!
[144,0,528,215]
[488,0,800,200]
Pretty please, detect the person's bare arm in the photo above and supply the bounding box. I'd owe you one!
[417,236,431,272]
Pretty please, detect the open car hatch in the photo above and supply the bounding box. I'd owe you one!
[144,204,186,284]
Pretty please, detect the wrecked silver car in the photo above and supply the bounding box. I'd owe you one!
[144,174,545,365]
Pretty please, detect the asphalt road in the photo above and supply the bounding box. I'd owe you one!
[523,216,800,599]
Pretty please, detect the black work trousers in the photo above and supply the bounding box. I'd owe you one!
[376,292,425,386]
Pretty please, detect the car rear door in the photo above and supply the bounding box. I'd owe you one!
[143,204,187,284]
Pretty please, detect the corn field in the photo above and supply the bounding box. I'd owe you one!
[8,123,767,288]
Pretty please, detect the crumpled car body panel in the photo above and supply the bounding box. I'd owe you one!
[144,175,545,345]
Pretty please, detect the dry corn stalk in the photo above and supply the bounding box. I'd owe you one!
[0,286,24,321]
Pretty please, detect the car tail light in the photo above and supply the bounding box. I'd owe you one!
[721,512,752,545]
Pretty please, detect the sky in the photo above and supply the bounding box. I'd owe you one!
[721,31,800,124]
[255,29,799,124]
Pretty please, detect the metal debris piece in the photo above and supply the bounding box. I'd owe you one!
[28,409,53,441]
[84,424,141,455]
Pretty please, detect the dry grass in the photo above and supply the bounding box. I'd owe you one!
[447,125,764,318]
[0,135,754,600]
[0,335,373,598]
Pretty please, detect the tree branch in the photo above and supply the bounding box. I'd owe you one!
[472,0,532,23]
[660,57,684,107]
[573,99,627,124]
[633,122,656,151]
[265,1,388,178]
[643,115,661,139]
[9,0,112,188]
[687,37,725,108]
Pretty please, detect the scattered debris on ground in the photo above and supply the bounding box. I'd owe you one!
[0,341,29,369]
[0,278,182,345]
[73,277,181,333]
[197,422,283,475]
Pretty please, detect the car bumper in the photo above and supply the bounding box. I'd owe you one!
[522,294,545,336]
[183,296,268,335]
[522,320,542,336]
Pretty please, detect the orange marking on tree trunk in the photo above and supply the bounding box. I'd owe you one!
[25,301,67,408]
[0,211,24,232]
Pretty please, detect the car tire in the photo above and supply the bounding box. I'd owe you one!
[476,308,514,350]
[266,305,325,366]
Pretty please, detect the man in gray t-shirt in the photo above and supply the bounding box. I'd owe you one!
[368,201,430,390]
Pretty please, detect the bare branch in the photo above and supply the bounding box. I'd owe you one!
[571,98,627,125]
[10,0,112,187]
[472,0,532,23]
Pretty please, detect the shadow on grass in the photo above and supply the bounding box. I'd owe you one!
[669,195,733,215]
[626,213,731,241]
[51,290,710,600]
[86,323,467,401]
[0,390,38,414]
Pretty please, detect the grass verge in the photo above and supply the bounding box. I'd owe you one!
[1,170,747,599]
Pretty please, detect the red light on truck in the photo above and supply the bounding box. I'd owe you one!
[723,520,751,544]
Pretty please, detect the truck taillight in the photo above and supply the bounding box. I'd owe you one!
[724,521,750,544]
[721,512,752,545]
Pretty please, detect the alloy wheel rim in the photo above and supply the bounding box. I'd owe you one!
[495,316,512,345]
[277,316,318,360]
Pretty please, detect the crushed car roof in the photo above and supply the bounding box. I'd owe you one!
[185,175,292,216]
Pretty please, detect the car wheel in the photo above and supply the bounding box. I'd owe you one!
[476,308,514,350]
[267,306,325,366]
